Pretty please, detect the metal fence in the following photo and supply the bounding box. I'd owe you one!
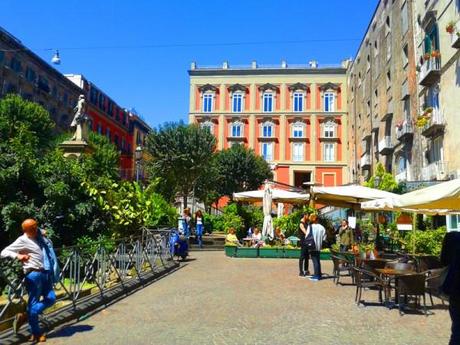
[0,228,177,335]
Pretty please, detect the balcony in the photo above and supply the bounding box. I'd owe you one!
[396,122,414,141]
[419,57,441,87]
[421,161,448,181]
[395,171,408,183]
[451,32,460,49]
[360,154,371,169]
[421,108,445,137]
[378,136,394,155]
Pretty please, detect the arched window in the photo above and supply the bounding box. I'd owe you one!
[230,121,244,137]
[232,92,244,113]
[261,121,274,138]
[263,92,274,112]
[323,121,336,138]
[201,121,214,133]
[292,121,305,138]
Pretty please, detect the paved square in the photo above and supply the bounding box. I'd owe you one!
[46,251,450,345]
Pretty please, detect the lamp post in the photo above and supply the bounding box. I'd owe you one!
[135,146,143,183]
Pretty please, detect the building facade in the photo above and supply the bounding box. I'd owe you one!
[65,74,134,178]
[129,110,151,181]
[0,26,81,129]
[188,61,350,189]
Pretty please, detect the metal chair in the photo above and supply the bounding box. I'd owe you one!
[425,267,448,306]
[396,273,428,315]
[331,254,353,285]
[385,262,414,271]
[352,267,389,306]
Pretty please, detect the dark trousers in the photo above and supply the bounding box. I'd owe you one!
[310,251,322,278]
[450,297,460,345]
[299,243,310,275]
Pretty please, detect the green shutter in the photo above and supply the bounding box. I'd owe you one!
[424,35,432,53]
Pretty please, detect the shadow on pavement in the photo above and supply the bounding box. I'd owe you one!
[48,324,94,338]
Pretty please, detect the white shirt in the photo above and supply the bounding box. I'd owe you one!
[1,234,44,273]
[311,223,327,252]
[196,217,203,225]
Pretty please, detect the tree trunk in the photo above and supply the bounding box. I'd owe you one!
[183,193,188,210]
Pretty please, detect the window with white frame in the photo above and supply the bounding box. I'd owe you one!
[262,121,274,137]
[324,121,335,138]
[232,93,243,113]
[324,92,335,112]
[201,121,213,133]
[203,93,213,112]
[324,143,335,161]
[293,92,304,112]
[292,122,304,138]
[429,136,443,163]
[261,142,273,161]
[292,143,303,162]
[448,214,460,232]
[263,92,274,112]
[231,121,243,137]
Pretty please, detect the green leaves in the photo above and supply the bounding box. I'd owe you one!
[364,162,399,192]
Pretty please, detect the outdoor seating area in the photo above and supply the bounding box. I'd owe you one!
[329,248,447,315]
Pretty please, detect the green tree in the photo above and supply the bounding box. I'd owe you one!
[145,122,216,208]
[364,162,399,192]
[214,144,272,199]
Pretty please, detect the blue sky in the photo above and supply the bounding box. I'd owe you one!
[2,0,377,127]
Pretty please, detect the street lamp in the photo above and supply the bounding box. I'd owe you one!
[135,146,143,182]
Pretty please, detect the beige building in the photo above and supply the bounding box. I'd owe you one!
[413,0,460,181]
[188,61,350,188]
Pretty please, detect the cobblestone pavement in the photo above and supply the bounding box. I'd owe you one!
[45,251,450,345]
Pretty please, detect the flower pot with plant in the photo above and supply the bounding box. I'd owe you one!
[431,50,441,59]
[446,21,456,34]
[423,53,431,61]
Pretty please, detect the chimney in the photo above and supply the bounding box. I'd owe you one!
[190,61,196,70]
[251,60,257,69]
[223,61,229,69]
[341,59,352,69]
[281,60,287,68]
[309,60,318,68]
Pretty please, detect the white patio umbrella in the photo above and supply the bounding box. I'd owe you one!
[233,189,309,203]
[262,184,274,239]
[277,203,285,218]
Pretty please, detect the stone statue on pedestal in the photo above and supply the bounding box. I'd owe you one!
[70,94,89,142]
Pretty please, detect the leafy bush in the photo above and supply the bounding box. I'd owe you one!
[402,227,446,256]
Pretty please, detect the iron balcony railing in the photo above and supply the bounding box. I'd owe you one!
[421,161,448,181]
[378,136,394,155]
[360,153,371,169]
[0,228,177,336]
[396,122,414,141]
[419,57,441,86]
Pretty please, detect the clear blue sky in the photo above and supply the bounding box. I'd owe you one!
[2,0,377,127]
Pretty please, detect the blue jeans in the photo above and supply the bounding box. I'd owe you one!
[196,224,203,248]
[25,271,56,336]
[450,297,460,345]
[310,251,322,279]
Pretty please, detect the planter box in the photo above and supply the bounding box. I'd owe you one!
[284,248,301,258]
[224,246,237,257]
[259,247,283,258]
[236,247,258,258]
[320,252,331,260]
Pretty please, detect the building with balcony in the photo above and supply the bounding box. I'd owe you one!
[414,0,460,182]
[188,61,350,189]
[0,26,82,129]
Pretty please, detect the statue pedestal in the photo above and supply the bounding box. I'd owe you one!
[60,140,91,158]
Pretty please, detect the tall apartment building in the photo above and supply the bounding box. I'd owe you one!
[348,0,460,186]
[0,26,81,129]
[413,0,460,181]
[188,61,350,189]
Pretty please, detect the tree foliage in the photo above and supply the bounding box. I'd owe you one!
[145,122,216,207]
[364,162,399,192]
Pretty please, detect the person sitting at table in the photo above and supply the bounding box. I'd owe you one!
[225,227,240,246]
[274,227,286,241]
[252,227,262,246]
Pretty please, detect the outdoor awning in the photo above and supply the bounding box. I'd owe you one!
[361,178,460,214]
[311,185,398,208]
[233,188,309,203]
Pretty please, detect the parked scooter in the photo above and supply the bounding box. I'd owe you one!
[169,228,189,261]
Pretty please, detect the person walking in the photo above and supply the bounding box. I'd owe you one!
[182,208,192,237]
[440,230,460,345]
[1,219,59,343]
[308,214,327,282]
[195,210,204,248]
[298,213,310,277]
[338,219,354,252]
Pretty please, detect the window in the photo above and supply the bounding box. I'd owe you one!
[403,97,410,120]
[114,134,119,148]
[324,143,335,162]
[386,34,392,61]
[232,93,243,113]
[448,214,460,232]
[263,92,273,112]
[231,121,243,137]
[427,84,440,108]
[262,122,274,137]
[25,67,36,82]
[429,136,443,163]
[261,142,273,161]
[403,44,409,67]
[386,70,391,86]
[293,92,304,112]
[90,88,98,104]
[292,122,304,138]
[374,41,379,56]
[424,25,439,54]
[293,143,303,161]
[106,127,111,141]
[397,156,407,173]
[97,123,103,135]
[136,132,142,145]
[203,93,213,112]
[324,92,335,112]
[201,121,213,133]
[10,57,22,73]
[121,138,126,151]
[324,121,335,138]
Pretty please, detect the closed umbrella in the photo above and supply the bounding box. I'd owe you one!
[262,184,274,239]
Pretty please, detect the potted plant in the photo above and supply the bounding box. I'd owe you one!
[423,52,431,61]
[259,244,283,258]
[224,244,237,257]
[284,244,301,258]
[446,21,456,34]
[236,246,259,258]
[431,50,441,58]
[415,116,428,128]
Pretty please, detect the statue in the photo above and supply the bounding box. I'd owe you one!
[70,94,89,142]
